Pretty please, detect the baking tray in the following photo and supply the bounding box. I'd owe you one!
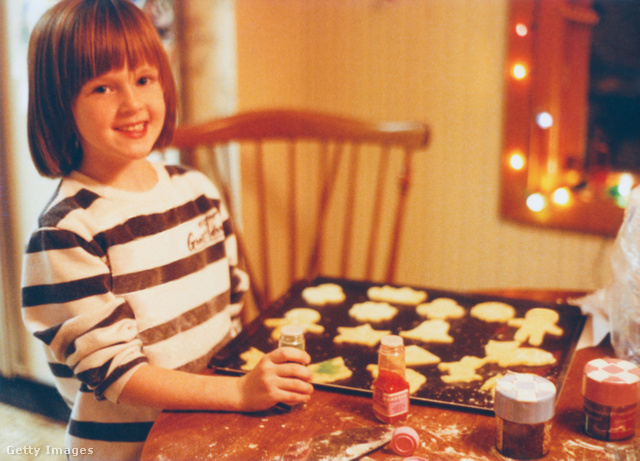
[210,277,586,414]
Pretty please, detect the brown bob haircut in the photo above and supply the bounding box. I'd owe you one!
[27,0,177,178]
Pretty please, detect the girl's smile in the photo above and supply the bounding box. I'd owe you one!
[72,62,166,188]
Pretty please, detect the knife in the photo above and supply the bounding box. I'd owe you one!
[280,425,394,461]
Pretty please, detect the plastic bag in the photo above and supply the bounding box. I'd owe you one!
[605,186,640,363]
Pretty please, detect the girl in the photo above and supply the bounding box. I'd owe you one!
[21,0,313,459]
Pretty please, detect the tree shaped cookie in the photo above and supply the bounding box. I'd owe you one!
[309,357,353,384]
[399,319,454,344]
[508,308,563,346]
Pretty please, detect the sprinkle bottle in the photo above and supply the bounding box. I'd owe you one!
[494,373,556,459]
[582,357,640,441]
[373,335,410,423]
[278,325,305,351]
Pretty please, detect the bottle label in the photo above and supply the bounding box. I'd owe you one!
[373,386,409,417]
[584,398,636,440]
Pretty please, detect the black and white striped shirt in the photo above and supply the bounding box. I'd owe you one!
[21,162,248,459]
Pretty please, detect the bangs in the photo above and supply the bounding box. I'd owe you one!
[69,0,167,96]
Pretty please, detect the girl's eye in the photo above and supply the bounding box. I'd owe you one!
[92,85,109,94]
[138,75,157,86]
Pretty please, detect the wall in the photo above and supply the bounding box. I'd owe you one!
[234,0,613,293]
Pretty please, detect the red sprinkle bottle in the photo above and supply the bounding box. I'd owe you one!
[583,357,640,441]
[373,335,410,423]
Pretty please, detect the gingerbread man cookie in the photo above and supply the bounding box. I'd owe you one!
[508,308,563,346]
[438,356,487,383]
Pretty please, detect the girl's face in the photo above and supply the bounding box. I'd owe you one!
[72,62,166,177]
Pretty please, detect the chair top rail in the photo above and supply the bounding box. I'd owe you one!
[171,109,430,150]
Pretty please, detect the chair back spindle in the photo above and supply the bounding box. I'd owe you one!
[170,110,430,312]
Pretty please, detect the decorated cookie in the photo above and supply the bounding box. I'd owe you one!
[470,302,516,323]
[348,301,398,323]
[508,308,563,346]
[399,319,454,344]
[333,324,391,347]
[301,283,346,305]
[416,298,466,320]
[309,357,353,384]
[366,364,427,394]
[263,307,325,340]
[367,285,428,305]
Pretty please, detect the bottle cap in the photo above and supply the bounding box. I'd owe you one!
[390,426,419,456]
[583,357,640,406]
[494,373,556,424]
[381,335,404,348]
[280,325,304,337]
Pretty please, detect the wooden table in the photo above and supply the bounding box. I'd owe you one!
[142,291,639,460]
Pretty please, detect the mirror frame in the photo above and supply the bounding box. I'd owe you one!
[501,0,626,237]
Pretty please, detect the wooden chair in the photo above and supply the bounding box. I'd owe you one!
[170,109,430,314]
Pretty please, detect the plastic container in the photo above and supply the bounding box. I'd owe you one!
[494,373,556,459]
[372,335,410,423]
[583,357,640,440]
[278,325,305,350]
[390,426,419,456]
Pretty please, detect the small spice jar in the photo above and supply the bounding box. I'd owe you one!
[582,357,640,441]
[494,373,556,459]
[278,325,305,350]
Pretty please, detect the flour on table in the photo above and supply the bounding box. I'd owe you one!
[301,283,346,305]
[263,307,325,340]
[348,301,398,323]
[367,285,427,305]
[508,308,564,346]
[333,324,391,347]
[416,298,466,320]
[399,319,454,343]
[239,347,265,371]
[405,344,441,366]
[470,302,516,323]
[309,357,353,384]
[366,364,427,394]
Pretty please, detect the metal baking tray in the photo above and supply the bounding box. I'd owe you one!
[210,277,586,413]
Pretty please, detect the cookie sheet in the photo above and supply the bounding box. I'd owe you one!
[210,277,586,413]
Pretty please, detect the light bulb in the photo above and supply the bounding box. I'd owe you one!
[536,112,553,129]
[526,193,546,212]
[512,64,527,80]
[551,187,570,205]
[515,23,528,37]
[509,152,526,170]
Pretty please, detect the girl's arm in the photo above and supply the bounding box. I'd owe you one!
[118,347,314,411]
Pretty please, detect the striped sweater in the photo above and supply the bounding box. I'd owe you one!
[21,162,248,460]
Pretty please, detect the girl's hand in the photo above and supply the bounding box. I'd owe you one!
[237,348,314,411]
